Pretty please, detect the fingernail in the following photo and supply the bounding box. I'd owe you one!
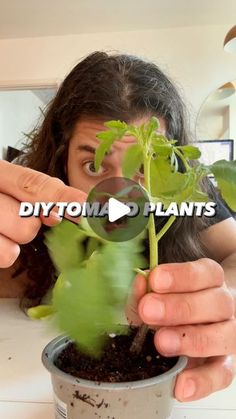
[142,297,165,322]
[183,379,196,399]
[154,270,173,290]
[159,329,181,354]
[50,211,62,223]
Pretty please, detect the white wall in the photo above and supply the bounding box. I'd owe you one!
[0,90,44,158]
[229,98,236,156]
[0,24,236,147]
[198,112,226,139]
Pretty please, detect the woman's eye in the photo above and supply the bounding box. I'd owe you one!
[83,161,106,177]
[136,164,144,178]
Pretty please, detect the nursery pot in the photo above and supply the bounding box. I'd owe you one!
[42,335,187,419]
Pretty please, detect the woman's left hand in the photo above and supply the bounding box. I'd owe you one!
[127,258,236,402]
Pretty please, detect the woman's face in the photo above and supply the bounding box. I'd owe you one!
[67,116,166,194]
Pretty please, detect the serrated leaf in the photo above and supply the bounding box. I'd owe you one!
[177,145,201,160]
[52,238,144,356]
[101,240,144,304]
[122,144,143,178]
[150,159,200,204]
[152,133,177,145]
[104,120,128,131]
[96,130,118,142]
[145,116,160,140]
[210,160,236,211]
[95,131,118,172]
[45,220,86,272]
[53,266,113,355]
[94,139,113,172]
[126,125,140,139]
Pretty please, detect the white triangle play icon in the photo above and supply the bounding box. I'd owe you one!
[108,197,131,223]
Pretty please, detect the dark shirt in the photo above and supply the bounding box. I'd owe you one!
[214,196,234,223]
[206,178,235,225]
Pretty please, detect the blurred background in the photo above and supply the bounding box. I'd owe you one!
[0,0,236,162]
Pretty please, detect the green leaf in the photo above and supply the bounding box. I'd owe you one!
[96,130,118,142]
[210,160,236,211]
[177,145,201,160]
[151,133,177,145]
[95,131,118,172]
[86,237,100,258]
[152,143,172,157]
[126,125,140,139]
[101,240,144,304]
[53,265,113,356]
[189,189,209,202]
[45,220,86,273]
[150,158,201,204]
[104,120,128,132]
[94,139,111,172]
[27,304,55,320]
[80,216,105,242]
[145,116,160,140]
[150,157,172,197]
[52,238,144,356]
[122,144,143,178]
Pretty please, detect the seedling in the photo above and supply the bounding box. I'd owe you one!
[28,117,236,357]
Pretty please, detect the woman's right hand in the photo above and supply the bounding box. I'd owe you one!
[0,160,87,268]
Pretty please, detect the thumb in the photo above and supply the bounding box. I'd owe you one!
[125,273,147,326]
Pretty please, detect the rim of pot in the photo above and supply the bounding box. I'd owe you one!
[42,335,188,390]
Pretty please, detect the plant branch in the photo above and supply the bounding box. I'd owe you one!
[134,268,148,278]
[174,148,191,172]
[156,215,176,242]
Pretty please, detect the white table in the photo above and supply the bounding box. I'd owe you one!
[0,298,236,419]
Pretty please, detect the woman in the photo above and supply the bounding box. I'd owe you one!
[0,51,236,402]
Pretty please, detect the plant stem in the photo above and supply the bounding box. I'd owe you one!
[129,323,149,354]
[130,149,178,354]
[144,153,158,285]
[130,151,157,354]
[129,215,176,355]
[149,214,158,270]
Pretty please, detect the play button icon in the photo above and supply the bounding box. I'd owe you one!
[87,177,149,242]
[108,197,131,222]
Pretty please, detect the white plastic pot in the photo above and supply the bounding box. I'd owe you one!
[42,335,187,419]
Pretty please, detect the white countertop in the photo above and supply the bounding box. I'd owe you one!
[0,298,236,419]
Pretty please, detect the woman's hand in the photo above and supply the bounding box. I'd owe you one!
[127,258,236,402]
[0,160,87,268]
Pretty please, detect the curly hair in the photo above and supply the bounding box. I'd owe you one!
[16,51,215,310]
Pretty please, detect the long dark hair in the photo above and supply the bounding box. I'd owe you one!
[16,51,213,309]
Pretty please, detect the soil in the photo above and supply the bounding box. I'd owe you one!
[55,327,178,382]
